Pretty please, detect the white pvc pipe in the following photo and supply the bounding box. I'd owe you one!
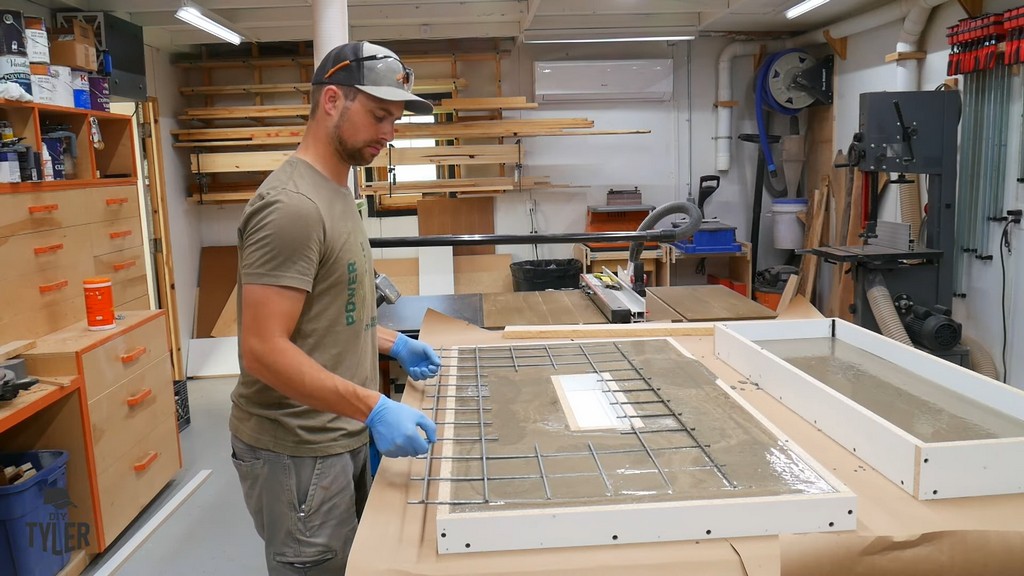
[313,0,349,67]
[715,41,766,171]
[788,0,915,48]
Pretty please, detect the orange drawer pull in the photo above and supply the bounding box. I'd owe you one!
[105,197,130,206]
[109,229,133,239]
[113,259,137,271]
[133,451,159,473]
[120,346,147,363]
[38,279,69,293]
[126,388,152,407]
[28,203,59,215]
[33,243,64,255]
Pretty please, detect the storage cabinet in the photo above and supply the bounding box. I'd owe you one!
[21,311,181,551]
[0,100,148,344]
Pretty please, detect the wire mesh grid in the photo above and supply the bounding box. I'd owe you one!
[410,341,738,507]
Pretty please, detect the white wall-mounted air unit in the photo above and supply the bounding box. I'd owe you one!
[534,59,673,103]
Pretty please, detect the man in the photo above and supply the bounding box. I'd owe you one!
[229,41,441,575]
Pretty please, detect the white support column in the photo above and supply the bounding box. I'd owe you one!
[313,0,349,66]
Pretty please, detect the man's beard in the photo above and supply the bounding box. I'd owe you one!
[331,116,379,167]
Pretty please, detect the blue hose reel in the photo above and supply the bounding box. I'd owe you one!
[755,50,833,176]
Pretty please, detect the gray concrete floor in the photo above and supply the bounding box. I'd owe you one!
[84,377,265,576]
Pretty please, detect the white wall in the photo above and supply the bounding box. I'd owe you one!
[145,46,202,365]
[833,1,1023,388]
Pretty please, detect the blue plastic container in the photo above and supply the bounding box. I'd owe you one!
[0,451,71,576]
[674,222,742,254]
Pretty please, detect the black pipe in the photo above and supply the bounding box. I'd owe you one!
[740,133,781,301]
[369,229,683,249]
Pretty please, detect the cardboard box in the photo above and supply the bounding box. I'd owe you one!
[55,20,94,43]
[48,21,96,72]
[48,38,96,72]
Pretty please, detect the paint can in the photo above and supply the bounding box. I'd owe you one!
[0,54,31,96]
[29,63,54,104]
[42,136,65,180]
[0,149,20,183]
[23,16,47,64]
[88,75,109,112]
[49,64,73,107]
[0,10,26,56]
[83,277,116,331]
[71,70,89,109]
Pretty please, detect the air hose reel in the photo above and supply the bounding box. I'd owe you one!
[755,51,834,177]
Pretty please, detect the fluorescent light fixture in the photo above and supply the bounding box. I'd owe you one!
[785,0,832,19]
[525,36,695,44]
[175,1,243,44]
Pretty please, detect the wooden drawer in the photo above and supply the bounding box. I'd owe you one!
[85,185,139,223]
[0,261,93,325]
[82,315,168,401]
[0,224,93,278]
[95,413,180,546]
[0,190,91,237]
[0,295,84,344]
[94,245,149,305]
[90,354,174,477]
[90,217,143,257]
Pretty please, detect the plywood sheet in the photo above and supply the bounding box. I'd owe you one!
[374,258,420,297]
[648,286,776,321]
[645,293,683,323]
[454,254,513,294]
[195,246,238,339]
[482,291,607,329]
[417,197,495,256]
[210,285,237,338]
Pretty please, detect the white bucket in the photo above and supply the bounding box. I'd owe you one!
[771,198,808,250]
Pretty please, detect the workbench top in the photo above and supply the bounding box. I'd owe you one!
[350,311,1024,576]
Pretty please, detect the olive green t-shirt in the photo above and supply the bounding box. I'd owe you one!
[229,156,378,457]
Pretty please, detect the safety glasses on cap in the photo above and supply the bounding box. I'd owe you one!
[321,54,415,93]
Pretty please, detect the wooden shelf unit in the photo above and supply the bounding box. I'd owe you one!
[0,100,138,190]
[659,242,753,297]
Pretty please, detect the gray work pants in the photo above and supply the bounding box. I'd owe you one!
[230,434,370,575]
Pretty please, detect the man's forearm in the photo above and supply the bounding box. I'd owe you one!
[243,335,380,421]
[377,326,401,355]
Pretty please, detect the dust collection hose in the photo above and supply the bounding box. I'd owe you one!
[628,201,703,294]
[864,271,913,347]
[962,334,1000,380]
[866,272,1000,380]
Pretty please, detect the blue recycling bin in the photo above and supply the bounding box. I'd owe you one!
[0,450,72,576]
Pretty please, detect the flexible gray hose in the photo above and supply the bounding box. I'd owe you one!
[629,201,703,264]
[864,271,913,347]
[962,334,1000,380]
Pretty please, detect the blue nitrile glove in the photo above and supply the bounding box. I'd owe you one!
[366,395,437,458]
[390,333,441,381]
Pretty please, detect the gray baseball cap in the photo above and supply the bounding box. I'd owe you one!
[312,41,433,115]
